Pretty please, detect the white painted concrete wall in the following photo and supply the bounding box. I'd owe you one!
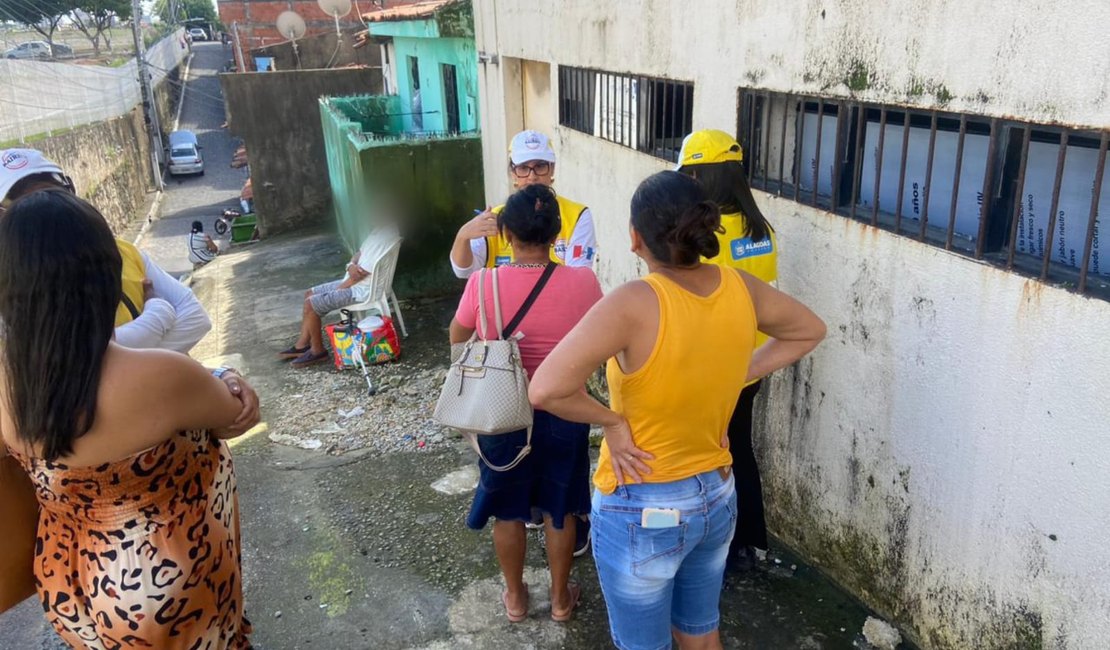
[473,1,1110,648]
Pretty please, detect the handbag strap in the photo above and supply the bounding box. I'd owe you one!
[120,294,141,320]
[501,262,556,339]
[465,428,532,472]
[491,266,505,338]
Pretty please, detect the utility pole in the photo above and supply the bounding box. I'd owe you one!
[130,0,165,191]
[232,22,246,71]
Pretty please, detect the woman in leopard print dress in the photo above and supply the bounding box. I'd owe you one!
[0,190,252,649]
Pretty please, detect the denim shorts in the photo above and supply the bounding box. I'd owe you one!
[591,469,737,650]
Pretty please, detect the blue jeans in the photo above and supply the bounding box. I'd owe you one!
[591,470,737,650]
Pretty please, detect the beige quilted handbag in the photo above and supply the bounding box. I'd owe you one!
[434,267,533,471]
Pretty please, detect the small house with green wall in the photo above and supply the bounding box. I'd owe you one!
[364,0,479,135]
[319,0,483,294]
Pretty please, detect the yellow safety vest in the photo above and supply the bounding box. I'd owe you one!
[704,212,778,384]
[114,239,147,327]
[484,195,589,267]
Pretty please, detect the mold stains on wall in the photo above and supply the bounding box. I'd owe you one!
[844,59,871,92]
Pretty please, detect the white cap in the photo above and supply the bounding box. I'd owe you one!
[0,149,64,202]
[508,130,556,165]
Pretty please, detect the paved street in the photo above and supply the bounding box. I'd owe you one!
[142,41,248,277]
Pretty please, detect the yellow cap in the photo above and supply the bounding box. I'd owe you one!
[674,129,744,170]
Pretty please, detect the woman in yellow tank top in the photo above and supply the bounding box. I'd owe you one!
[530,171,825,650]
[677,129,779,572]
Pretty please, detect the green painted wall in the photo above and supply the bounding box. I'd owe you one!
[390,35,479,134]
[357,136,484,294]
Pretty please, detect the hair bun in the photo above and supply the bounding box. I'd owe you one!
[669,200,722,260]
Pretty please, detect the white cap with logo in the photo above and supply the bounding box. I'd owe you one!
[509,130,557,165]
[0,149,65,202]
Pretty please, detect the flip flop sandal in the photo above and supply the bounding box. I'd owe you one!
[501,585,529,623]
[278,345,309,360]
[550,582,581,622]
[290,349,330,368]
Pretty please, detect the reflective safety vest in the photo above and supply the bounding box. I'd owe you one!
[484,195,589,267]
[114,239,147,327]
[703,212,778,378]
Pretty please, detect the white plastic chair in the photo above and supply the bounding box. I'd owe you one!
[329,237,408,337]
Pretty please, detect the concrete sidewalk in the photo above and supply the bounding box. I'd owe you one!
[179,229,895,650]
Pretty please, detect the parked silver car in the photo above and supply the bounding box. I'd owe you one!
[188,28,208,41]
[167,130,205,176]
[3,41,73,60]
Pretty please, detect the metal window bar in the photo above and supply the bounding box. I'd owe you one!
[849,104,866,221]
[1040,132,1069,280]
[747,92,757,182]
[794,98,805,203]
[644,76,655,156]
[778,94,789,194]
[975,118,1000,259]
[670,82,680,161]
[1078,131,1108,293]
[761,93,772,185]
[871,107,888,226]
[1005,126,1033,269]
[945,115,968,250]
[919,111,939,241]
[679,82,688,160]
[813,100,824,205]
[831,102,846,210]
[894,111,912,233]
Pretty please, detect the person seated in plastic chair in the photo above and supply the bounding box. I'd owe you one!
[280,226,399,368]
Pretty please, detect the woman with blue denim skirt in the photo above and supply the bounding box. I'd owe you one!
[450,185,603,623]
[531,171,825,650]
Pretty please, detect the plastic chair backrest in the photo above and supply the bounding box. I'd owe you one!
[366,238,402,303]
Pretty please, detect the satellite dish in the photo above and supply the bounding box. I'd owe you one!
[317,0,352,37]
[276,11,307,41]
[318,0,352,18]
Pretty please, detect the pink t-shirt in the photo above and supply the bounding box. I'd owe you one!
[455,266,603,378]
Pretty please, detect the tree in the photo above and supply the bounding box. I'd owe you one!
[157,0,216,25]
[69,0,131,56]
[0,0,70,51]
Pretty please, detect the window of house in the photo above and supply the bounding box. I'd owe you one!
[737,88,1109,298]
[558,66,694,163]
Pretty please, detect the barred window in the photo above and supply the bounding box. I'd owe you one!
[559,66,693,163]
[738,89,1109,298]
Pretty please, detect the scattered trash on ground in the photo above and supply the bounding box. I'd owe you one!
[268,432,323,451]
[268,363,453,456]
[861,616,902,649]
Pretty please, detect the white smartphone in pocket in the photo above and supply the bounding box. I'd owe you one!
[641,507,681,529]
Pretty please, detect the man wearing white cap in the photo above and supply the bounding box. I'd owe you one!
[0,148,259,436]
[449,130,597,278]
[0,148,212,353]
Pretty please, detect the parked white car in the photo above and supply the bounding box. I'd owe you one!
[188,28,208,41]
[3,41,73,60]
[167,130,205,176]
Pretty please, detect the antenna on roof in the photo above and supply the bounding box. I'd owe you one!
[275,11,307,68]
[318,0,353,37]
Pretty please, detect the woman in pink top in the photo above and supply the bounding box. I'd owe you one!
[450,184,602,623]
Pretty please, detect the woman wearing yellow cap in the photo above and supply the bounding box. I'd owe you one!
[677,129,778,572]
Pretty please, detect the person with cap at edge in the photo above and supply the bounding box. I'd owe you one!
[675,129,779,573]
[449,130,597,278]
[0,148,260,436]
[448,130,598,558]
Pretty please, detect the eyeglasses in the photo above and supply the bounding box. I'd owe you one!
[510,161,552,178]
